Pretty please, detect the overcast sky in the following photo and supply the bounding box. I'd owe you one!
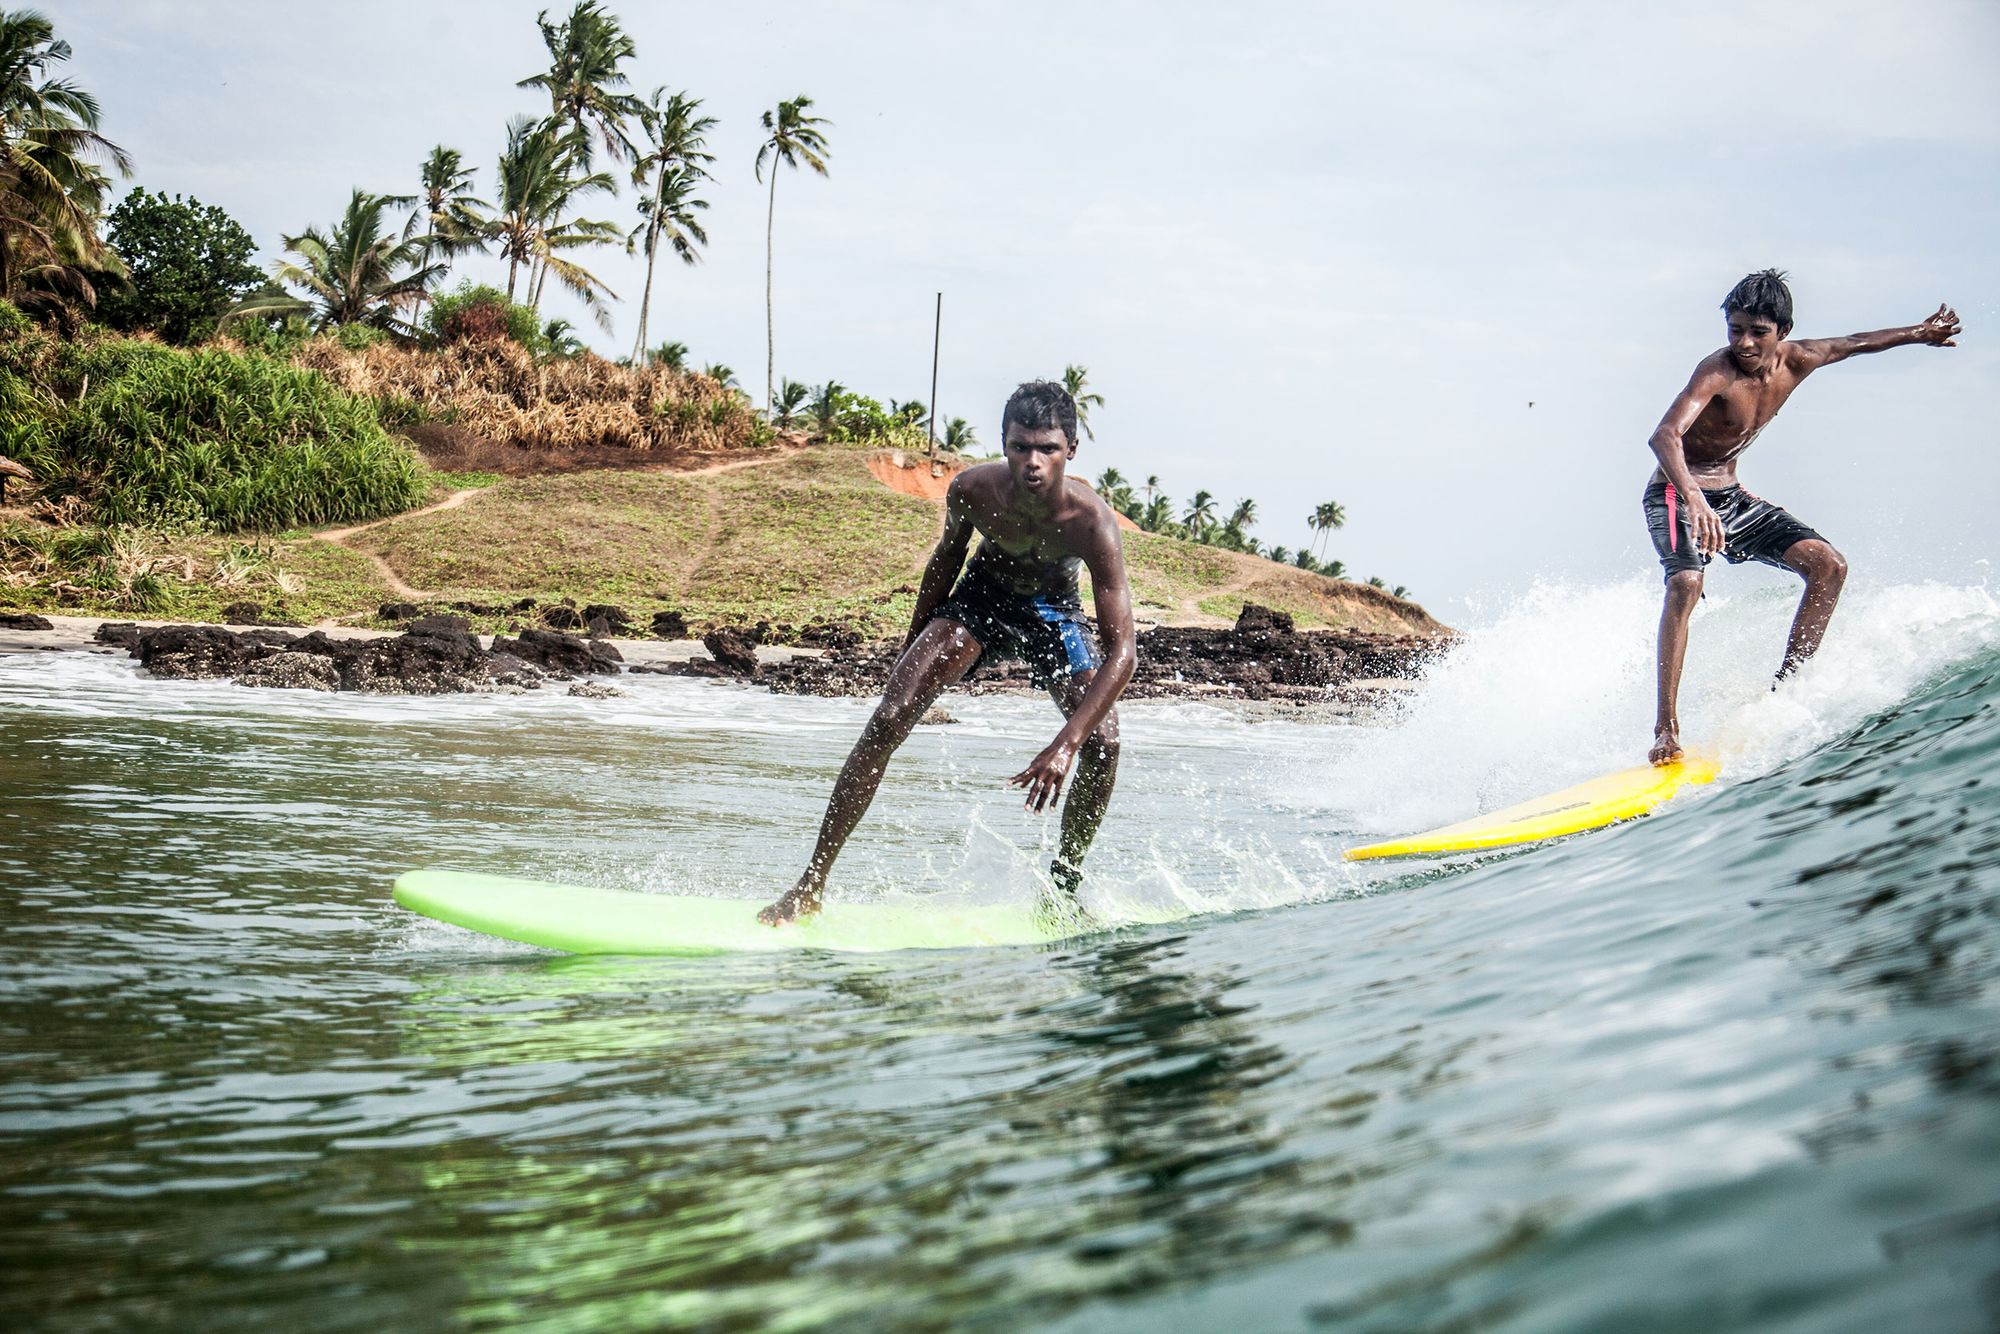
[59,0,2000,617]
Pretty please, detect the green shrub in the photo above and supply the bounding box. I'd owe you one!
[45,345,425,531]
[426,282,541,350]
[231,311,312,357]
[0,298,31,340]
[332,322,388,351]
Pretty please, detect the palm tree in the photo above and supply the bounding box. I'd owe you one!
[1366,576,1386,589]
[700,361,737,390]
[943,416,977,451]
[1141,494,1174,533]
[1182,489,1217,541]
[1307,499,1347,560]
[488,115,620,321]
[1324,559,1345,579]
[755,94,831,411]
[1268,545,1290,566]
[1061,364,1105,440]
[1392,584,1409,599]
[1141,474,1160,505]
[810,379,845,435]
[541,316,585,357]
[0,9,130,313]
[1095,467,1134,513]
[1293,549,1319,573]
[628,88,714,363]
[645,339,687,370]
[1229,497,1258,532]
[773,377,809,427]
[233,189,443,332]
[517,1,644,168]
[409,146,489,334]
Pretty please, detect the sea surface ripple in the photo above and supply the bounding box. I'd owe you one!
[2,577,1997,1331]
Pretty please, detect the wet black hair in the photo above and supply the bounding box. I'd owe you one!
[1001,380,1078,448]
[1721,269,1794,331]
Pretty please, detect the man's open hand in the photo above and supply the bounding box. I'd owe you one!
[1687,491,1725,556]
[1010,739,1077,812]
[1916,304,1962,347]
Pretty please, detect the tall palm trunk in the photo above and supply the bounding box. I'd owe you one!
[413,235,435,333]
[631,169,665,363]
[764,164,778,411]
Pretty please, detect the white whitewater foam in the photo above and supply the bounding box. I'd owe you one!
[1300,573,2000,837]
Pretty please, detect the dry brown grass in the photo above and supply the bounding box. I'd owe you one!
[290,337,763,455]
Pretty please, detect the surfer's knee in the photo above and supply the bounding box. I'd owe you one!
[1664,569,1704,608]
[1796,542,1846,590]
[863,692,924,746]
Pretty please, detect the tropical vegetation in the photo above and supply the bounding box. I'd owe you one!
[95,188,262,343]
[0,4,1420,615]
[0,6,129,327]
[754,94,830,411]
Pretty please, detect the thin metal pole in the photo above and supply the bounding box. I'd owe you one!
[927,291,942,462]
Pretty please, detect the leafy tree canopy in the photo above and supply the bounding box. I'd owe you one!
[97,187,262,343]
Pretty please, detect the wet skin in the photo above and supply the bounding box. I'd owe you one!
[759,421,1137,925]
[1646,303,1961,765]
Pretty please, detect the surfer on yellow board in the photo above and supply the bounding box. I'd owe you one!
[1644,270,1960,765]
[760,381,1138,926]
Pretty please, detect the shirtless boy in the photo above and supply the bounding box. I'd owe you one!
[1645,269,1960,765]
[759,380,1137,925]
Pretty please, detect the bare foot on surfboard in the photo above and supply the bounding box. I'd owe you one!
[1649,727,1684,767]
[758,883,821,926]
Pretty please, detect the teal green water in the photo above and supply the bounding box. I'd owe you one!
[2,578,1998,1331]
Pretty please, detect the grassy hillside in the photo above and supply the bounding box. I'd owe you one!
[1,448,1446,636]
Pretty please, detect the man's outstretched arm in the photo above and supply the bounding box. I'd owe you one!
[1011,513,1137,812]
[1793,304,1961,370]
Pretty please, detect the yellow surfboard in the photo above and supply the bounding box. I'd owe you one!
[1343,756,1720,862]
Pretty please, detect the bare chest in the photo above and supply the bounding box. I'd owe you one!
[1688,374,1801,454]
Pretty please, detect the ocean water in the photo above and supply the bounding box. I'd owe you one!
[1,576,1997,1331]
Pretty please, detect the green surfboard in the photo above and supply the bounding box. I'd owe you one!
[394,868,1085,955]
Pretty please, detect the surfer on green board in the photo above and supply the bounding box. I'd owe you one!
[1644,269,1960,766]
[759,380,1138,926]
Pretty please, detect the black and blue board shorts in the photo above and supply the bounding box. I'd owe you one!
[931,570,1102,689]
[1642,481,1825,581]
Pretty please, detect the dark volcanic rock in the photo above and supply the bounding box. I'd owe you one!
[650,609,689,639]
[378,602,421,621]
[0,612,54,630]
[94,621,140,649]
[344,627,492,694]
[703,627,760,675]
[761,643,896,697]
[489,627,621,676]
[1234,603,1294,635]
[541,603,584,630]
[221,601,264,625]
[581,603,633,634]
[136,625,266,680]
[403,613,471,638]
[238,651,341,692]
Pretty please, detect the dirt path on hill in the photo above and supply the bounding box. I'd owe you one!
[309,450,802,610]
[1173,565,1266,626]
[313,488,481,602]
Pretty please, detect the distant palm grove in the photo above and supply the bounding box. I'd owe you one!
[0,3,1403,593]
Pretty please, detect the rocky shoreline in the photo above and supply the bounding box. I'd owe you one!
[0,603,1447,706]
